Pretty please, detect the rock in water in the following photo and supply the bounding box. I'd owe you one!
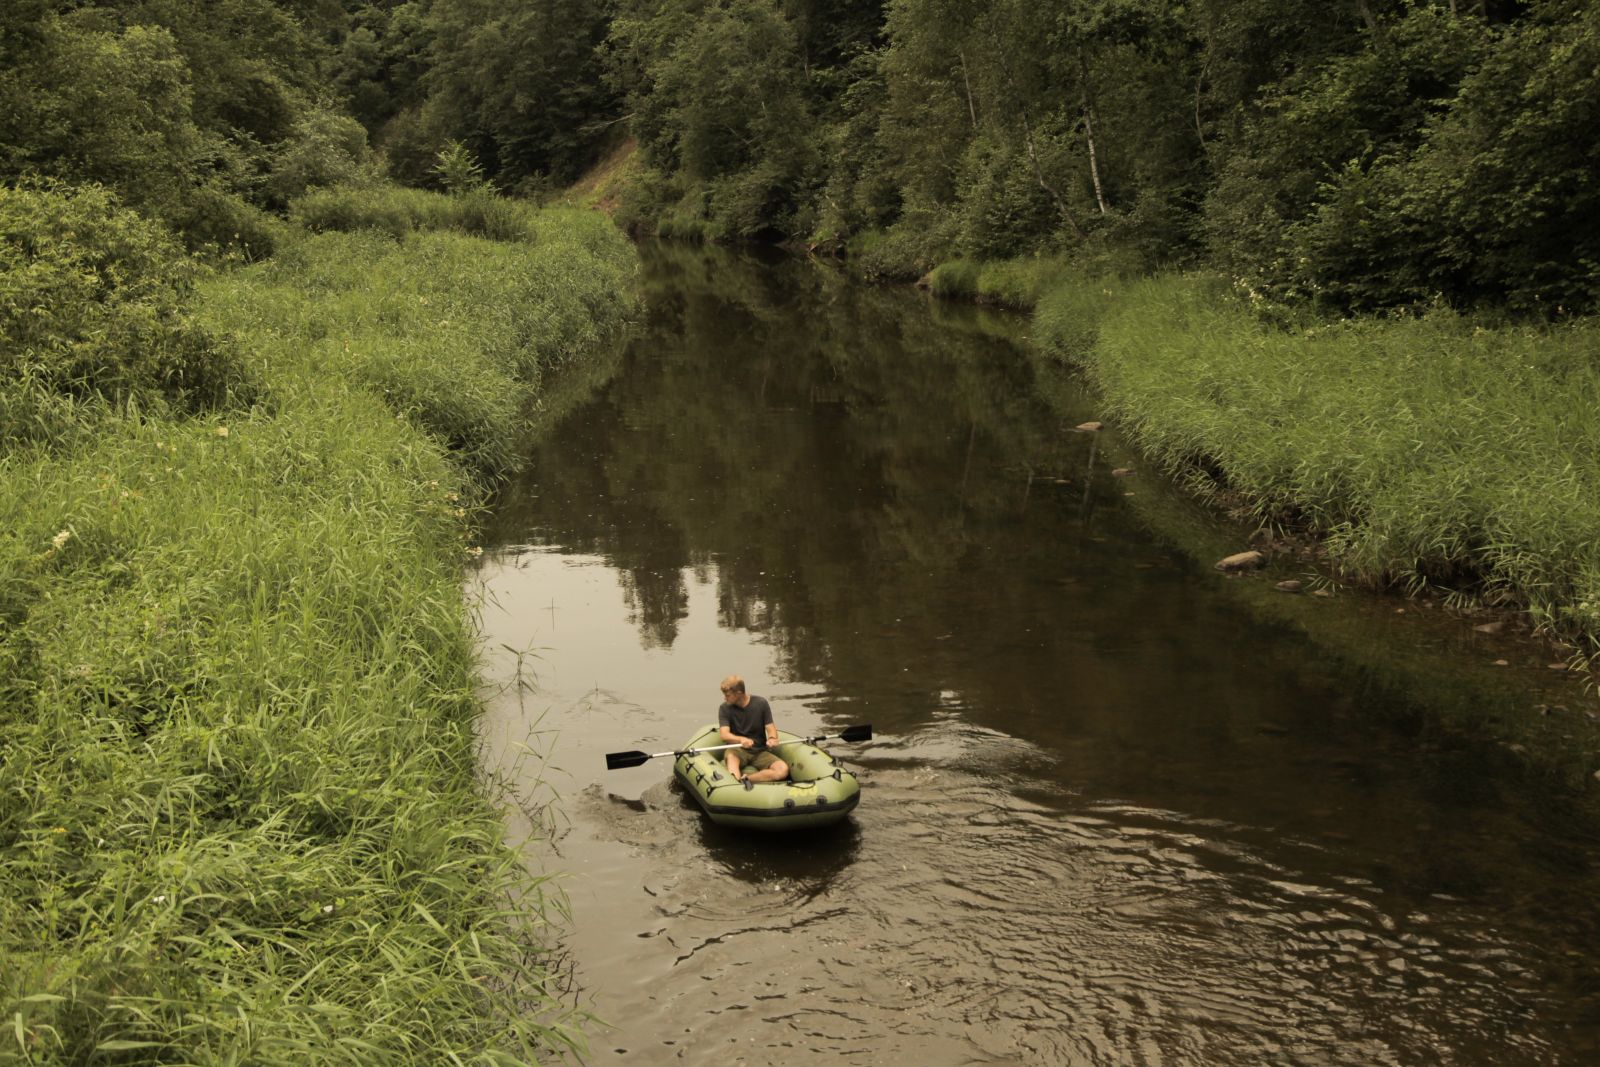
[1215,550,1266,572]
[1275,580,1304,593]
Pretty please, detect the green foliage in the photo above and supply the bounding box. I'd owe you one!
[119,0,337,148]
[0,15,204,220]
[1204,4,1490,306]
[166,181,284,261]
[432,139,486,195]
[1035,269,1600,637]
[611,0,818,239]
[593,0,1599,316]
[0,204,636,1063]
[7,0,1588,316]
[0,6,354,255]
[291,183,562,245]
[845,216,952,280]
[262,105,379,209]
[951,138,1061,260]
[332,2,431,135]
[419,0,616,187]
[0,183,255,443]
[925,254,1069,308]
[242,195,636,475]
[1310,4,1600,314]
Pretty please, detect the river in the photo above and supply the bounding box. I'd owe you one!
[471,241,1600,1065]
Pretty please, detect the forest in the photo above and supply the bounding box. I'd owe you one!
[4,1,1595,314]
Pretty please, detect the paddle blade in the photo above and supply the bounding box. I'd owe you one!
[838,724,873,743]
[604,750,652,770]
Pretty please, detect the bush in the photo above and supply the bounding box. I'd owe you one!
[262,106,378,210]
[0,183,255,435]
[952,138,1060,260]
[168,181,282,261]
[847,213,953,281]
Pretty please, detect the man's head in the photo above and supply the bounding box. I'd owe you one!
[720,675,748,706]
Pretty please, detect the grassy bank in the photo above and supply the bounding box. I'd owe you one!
[921,257,1071,310]
[1030,270,1600,660]
[2,186,635,1062]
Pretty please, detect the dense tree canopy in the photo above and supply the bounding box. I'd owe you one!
[601,0,1598,315]
[2,0,1593,314]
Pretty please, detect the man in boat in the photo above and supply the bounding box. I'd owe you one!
[718,675,789,784]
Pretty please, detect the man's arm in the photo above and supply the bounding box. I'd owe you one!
[719,724,755,747]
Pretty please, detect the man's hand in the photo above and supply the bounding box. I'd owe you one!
[740,737,756,748]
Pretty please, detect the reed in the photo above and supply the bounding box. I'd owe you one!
[1035,272,1600,652]
[925,255,1071,309]
[2,191,636,1062]
[204,212,635,479]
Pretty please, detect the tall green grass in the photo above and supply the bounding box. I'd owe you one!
[203,218,634,478]
[924,255,1071,309]
[290,185,535,244]
[2,189,636,1062]
[1035,273,1600,647]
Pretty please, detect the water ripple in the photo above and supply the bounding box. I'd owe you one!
[575,755,1562,1065]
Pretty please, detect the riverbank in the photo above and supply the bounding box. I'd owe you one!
[1026,270,1600,671]
[1,185,635,1061]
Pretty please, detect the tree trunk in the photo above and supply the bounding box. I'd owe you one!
[958,49,979,131]
[1078,52,1109,215]
[1020,104,1087,240]
[1082,107,1109,215]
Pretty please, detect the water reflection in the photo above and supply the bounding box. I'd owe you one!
[476,240,1600,1064]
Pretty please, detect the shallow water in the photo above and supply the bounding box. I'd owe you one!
[473,241,1600,1065]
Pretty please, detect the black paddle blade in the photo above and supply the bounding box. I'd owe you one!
[838,724,872,742]
[604,750,652,770]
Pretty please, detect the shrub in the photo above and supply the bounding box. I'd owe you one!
[847,214,953,282]
[0,183,255,430]
[263,106,378,209]
[168,181,282,261]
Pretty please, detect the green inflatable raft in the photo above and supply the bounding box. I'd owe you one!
[672,725,862,830]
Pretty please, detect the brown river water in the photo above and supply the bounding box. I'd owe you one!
[471,241,1600,1065]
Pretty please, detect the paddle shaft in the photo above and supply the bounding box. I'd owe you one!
[605,725,871,770]
[647,737,785,761]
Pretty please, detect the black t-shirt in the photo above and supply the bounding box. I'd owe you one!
[718,695,773,746]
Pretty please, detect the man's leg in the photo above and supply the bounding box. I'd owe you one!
[726,750,745,780]
[743,752,788,783]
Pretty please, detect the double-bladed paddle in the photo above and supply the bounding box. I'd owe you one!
[604,724,873,771]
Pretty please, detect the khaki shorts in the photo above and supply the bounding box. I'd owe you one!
[727,747,780,774]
